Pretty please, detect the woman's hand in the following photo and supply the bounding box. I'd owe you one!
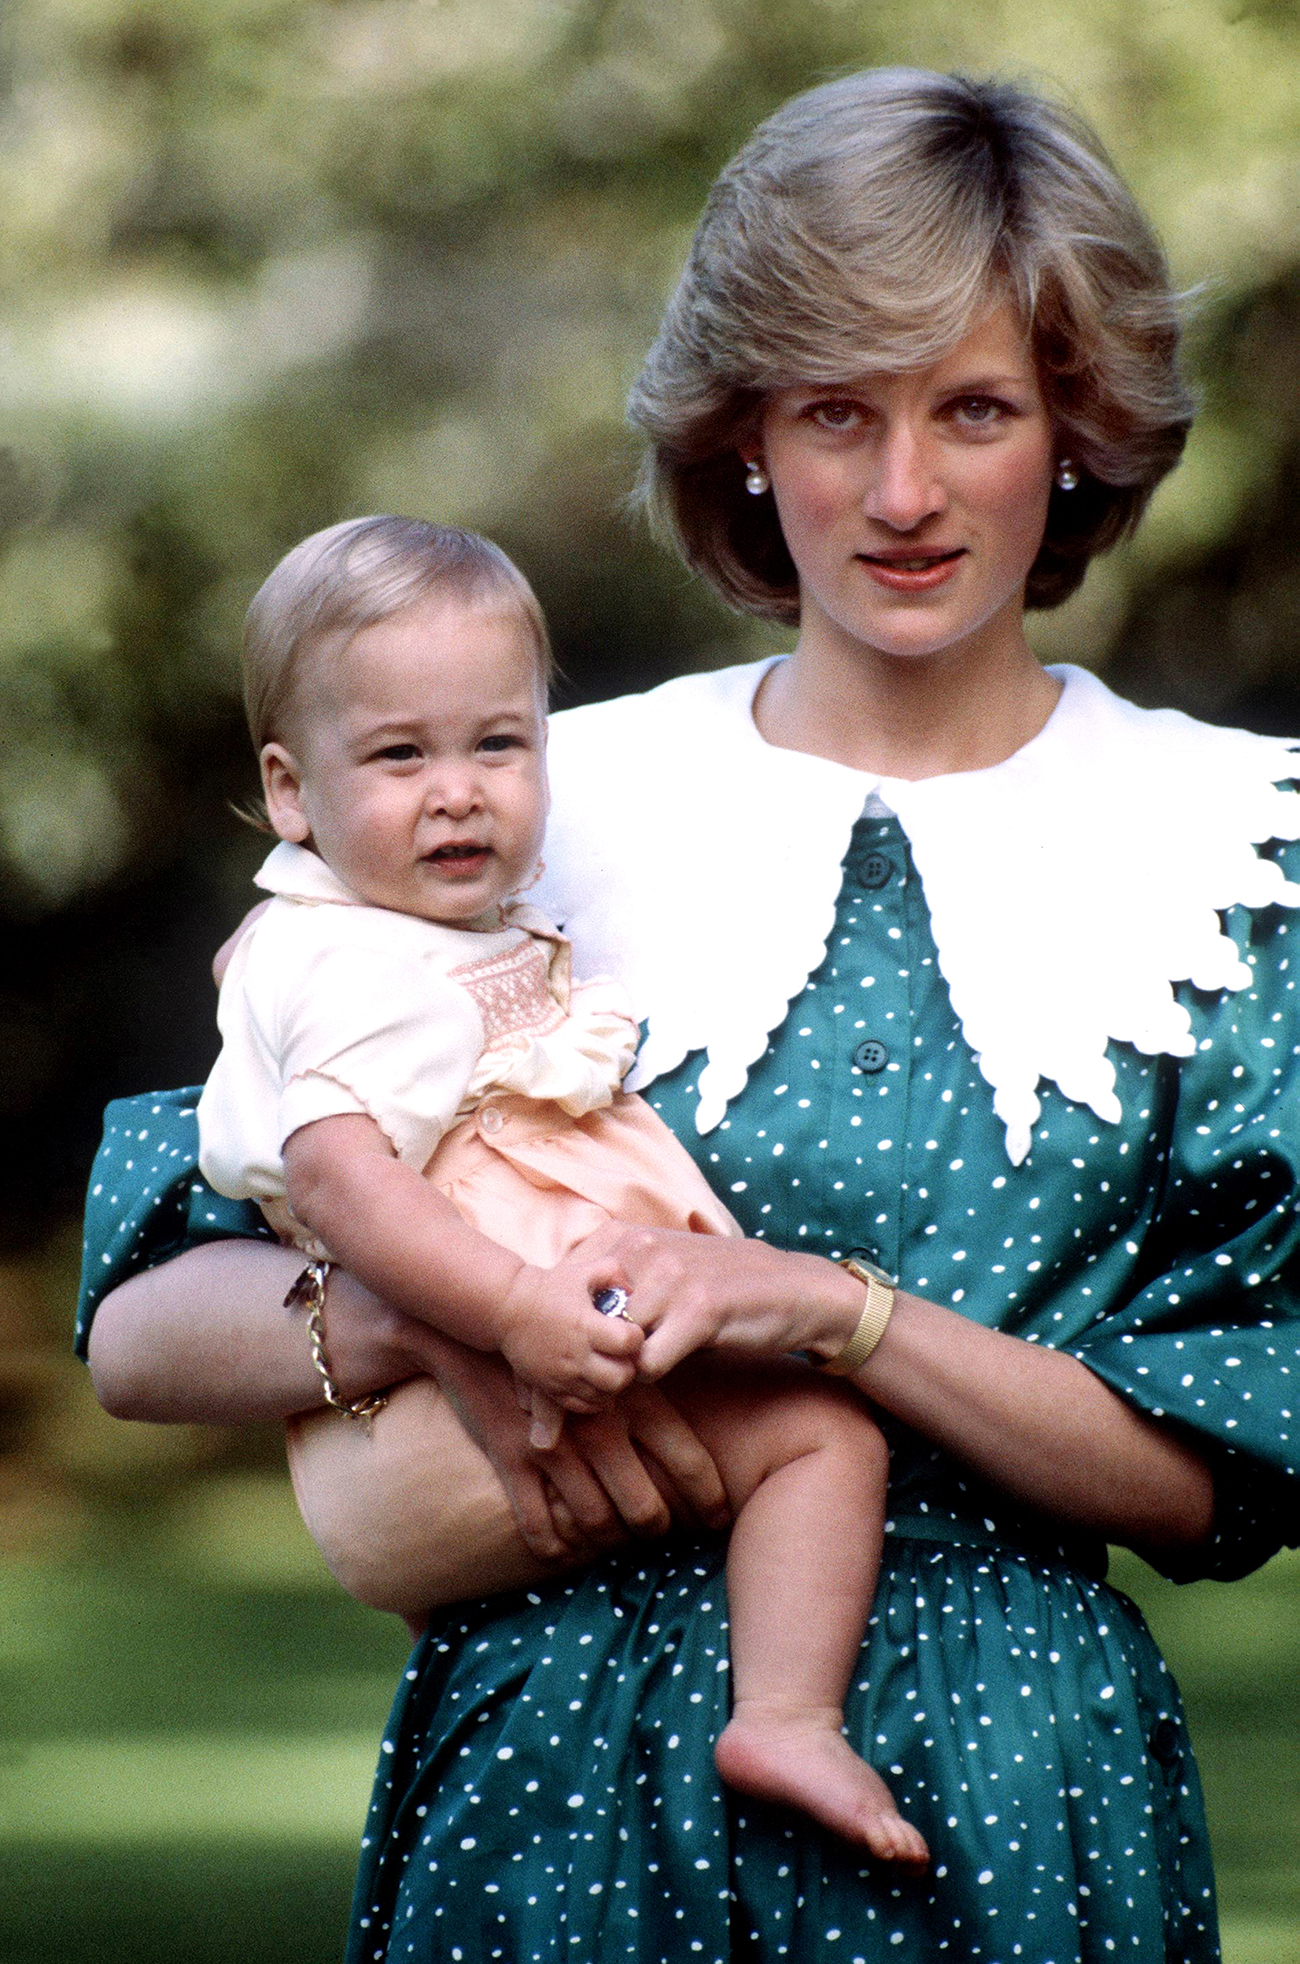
[539,1226,1215,1563]
[562,1223,865,1379]
[425,1330,730,1562]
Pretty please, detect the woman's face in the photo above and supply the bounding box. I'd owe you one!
[756,303,1056,671]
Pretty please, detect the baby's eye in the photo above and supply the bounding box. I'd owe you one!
[374,742,421,763]
[478,733,523,754]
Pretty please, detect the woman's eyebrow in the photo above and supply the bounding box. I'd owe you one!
[941,370,1033,391]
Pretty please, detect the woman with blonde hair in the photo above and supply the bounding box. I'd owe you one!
[80,68,1300,1963]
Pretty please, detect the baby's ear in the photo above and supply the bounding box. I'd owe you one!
[260,743,311,843]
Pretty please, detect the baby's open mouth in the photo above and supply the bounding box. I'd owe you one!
[429,843,488,862]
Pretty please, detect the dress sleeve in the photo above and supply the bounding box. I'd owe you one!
[1069,844,1300,1581]
[75,1089,274,1361]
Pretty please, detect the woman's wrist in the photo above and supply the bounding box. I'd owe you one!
[801,1254,881,1363]
[309,1265,428,1401]
[818,1257,897,1375]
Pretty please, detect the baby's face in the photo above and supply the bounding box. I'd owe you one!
[265,592,548,928]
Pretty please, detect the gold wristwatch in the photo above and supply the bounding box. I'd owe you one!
[821,1252,897,1375]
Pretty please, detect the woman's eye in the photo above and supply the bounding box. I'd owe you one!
[807,399,862,431]
[952,395,1010,429]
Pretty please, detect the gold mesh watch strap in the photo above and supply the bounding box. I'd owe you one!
[821,1256,896,1376]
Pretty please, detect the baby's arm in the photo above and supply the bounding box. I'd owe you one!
[284,1112,643,1412]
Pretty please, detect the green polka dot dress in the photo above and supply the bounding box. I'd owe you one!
[78,811,1300,1963]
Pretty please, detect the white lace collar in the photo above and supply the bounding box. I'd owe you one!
[537,659,1300,1163]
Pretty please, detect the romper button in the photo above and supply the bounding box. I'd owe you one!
[479,1104,504,1135]
[1148,1716,1181,1767]
[853,1039,889,1074]
[858,852,893,889]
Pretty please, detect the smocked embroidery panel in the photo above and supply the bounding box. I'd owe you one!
[449,937,567,1047]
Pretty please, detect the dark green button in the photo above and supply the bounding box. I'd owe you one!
[858,852,893,889]
[1149,1717,1181,1767]
[853,1039,889,1073]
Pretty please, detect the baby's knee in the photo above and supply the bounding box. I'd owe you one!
[801,1374,890,1470]
[736,1364,888,1477]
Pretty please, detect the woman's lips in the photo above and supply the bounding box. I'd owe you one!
[857,549,965,592]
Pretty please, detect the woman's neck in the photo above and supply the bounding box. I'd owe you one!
[752,633,1062,781]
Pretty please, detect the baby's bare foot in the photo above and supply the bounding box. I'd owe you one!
[716,1701,929,1870]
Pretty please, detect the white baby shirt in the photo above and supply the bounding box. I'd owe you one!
[197,841,639,1213]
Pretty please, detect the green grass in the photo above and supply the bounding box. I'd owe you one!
[0,1476,1297,1962]
[0,1475,406,1964]
[1111,1546,1300,1961]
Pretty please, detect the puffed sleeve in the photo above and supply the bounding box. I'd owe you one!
[270,937,485,1170]
[198,908,489,1200]
[1069,841,1300,1581]
[75,1089,273,1360]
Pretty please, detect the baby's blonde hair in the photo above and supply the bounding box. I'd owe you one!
[243,515,553,753]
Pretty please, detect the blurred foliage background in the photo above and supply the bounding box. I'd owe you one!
[1,0,1298,1958]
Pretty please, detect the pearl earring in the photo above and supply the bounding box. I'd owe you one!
[1055,459,1079,492]
[744,461,770,496]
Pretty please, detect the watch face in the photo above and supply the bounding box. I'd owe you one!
[842,1250,897,1289]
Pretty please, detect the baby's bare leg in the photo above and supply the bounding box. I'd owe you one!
[666,1357,928,1867]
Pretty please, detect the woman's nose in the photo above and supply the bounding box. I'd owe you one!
[861,423,946,532]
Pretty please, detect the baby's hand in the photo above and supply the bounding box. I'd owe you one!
[497,1262,643,1414]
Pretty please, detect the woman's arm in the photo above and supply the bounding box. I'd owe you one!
[88,1235,731,1603]
[86,1238,436,1423]
[575,1225,1216,1562]
[854,1291,1215,1563]
[79,1090,728,1607]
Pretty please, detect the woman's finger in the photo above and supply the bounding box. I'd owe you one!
[542,1487,580,1547]
[574,1352,640,1400]
[621,1384,731,1530]
[637,1318,711,1379]
[500,1459,575,1561]
[529,1438,625,1543]
[588,1311,644,1361]
[564,1411,674,1537]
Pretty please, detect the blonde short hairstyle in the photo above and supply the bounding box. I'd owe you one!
[628,68,1195,619]
[243,515,552,753]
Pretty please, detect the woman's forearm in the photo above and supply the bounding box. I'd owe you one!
[86,1240,420,1423]
[855,1291,1216,1560]
[578,1225,1216,1562]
